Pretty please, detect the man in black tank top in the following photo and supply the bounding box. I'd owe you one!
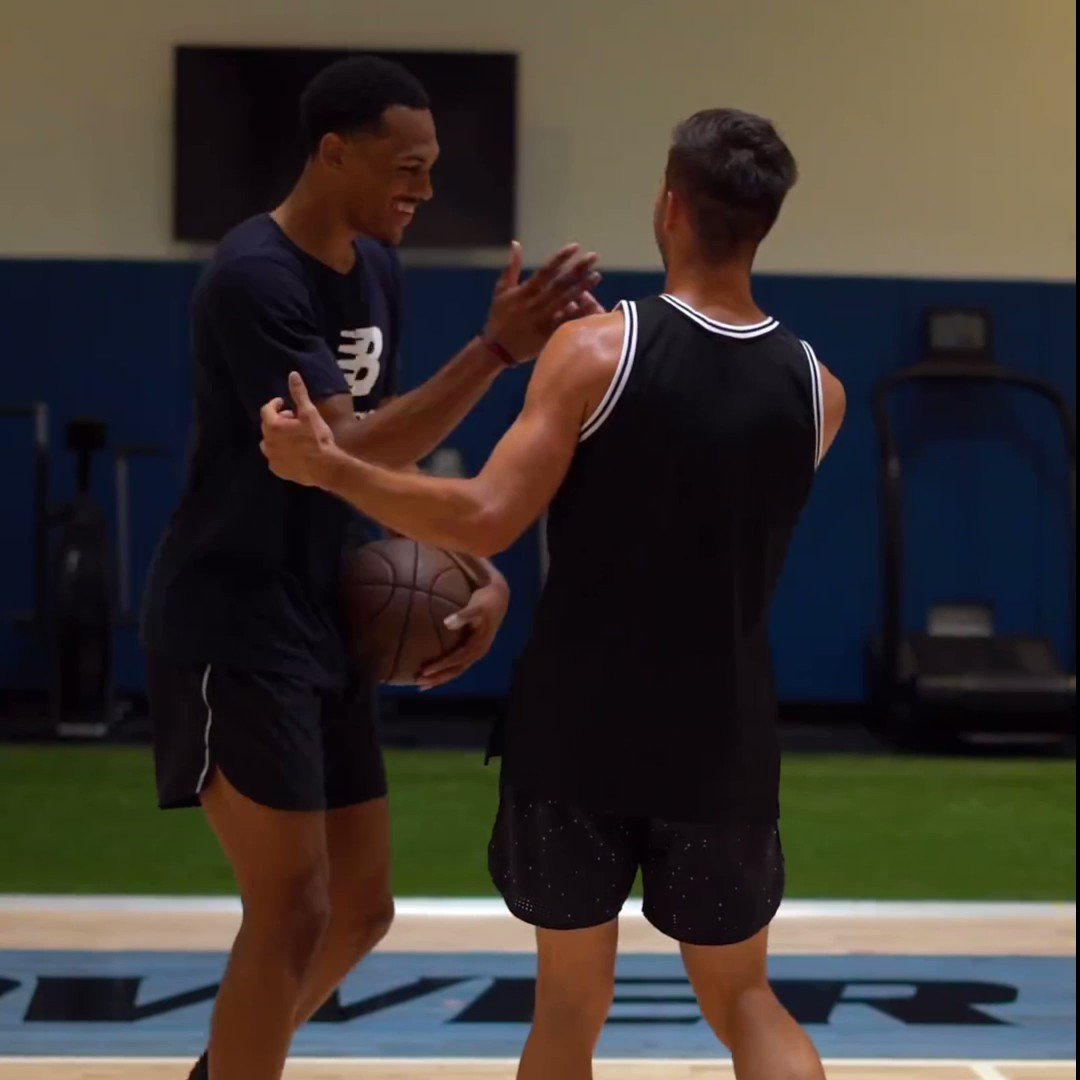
[262,109,846,1080]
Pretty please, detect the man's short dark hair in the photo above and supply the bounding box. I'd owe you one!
[666,109,797,261]
[300,56,430,154]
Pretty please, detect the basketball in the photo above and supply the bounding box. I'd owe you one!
[341,538,474,686]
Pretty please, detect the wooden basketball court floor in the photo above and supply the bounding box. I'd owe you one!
[0,898,1074,1080]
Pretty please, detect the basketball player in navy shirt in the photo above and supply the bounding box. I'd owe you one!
[141,57,601,1080]
[263,109,846,1080]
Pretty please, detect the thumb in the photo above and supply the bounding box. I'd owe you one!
[288,371,315,413]
[496,240,523,291]
[444,604,484,632]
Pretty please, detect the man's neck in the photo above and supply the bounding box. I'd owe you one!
[272,171,359,275]
[662,252,764,325]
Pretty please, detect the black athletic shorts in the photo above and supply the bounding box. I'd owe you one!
[489,783,785,946]
[146,654,387,812]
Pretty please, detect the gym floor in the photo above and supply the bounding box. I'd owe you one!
[0,744,1074,1078]
[0,897,1074,1079]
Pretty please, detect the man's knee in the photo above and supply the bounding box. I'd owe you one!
[534,969,615,1035]
[243,867,332,973]
[714,982,780,1047]
[331,893,395,962]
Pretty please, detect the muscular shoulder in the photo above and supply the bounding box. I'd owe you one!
[519,308,629,430]
[533,309,626,397]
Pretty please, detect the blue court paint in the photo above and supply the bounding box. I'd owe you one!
[0,951,1072,1059]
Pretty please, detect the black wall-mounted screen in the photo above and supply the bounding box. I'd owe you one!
[174,46,517,246]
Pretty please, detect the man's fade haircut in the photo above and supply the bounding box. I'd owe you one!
[665,108,797,261]
[299,56,430,155]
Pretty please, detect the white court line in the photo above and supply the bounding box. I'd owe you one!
[0,1057,1075,1068]
[970,1066,1010,1080]
[0,896,1074,919]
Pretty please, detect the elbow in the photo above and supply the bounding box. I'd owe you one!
[457,506,516,559]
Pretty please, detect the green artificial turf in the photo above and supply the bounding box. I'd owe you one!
[0,746,1073,899]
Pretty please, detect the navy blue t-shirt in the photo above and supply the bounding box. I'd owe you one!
[141,214,402,687]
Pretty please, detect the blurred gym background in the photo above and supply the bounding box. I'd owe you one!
[0,0,1074,902]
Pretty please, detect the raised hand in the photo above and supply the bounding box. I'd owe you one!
[260,371,338,486]
[483,242,602,364]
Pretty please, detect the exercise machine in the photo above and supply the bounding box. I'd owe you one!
[1,403,165,737]
[869,309,1075,748]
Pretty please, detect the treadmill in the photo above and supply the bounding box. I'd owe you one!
[870,308,1076,748]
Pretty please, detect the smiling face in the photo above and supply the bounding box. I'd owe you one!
[317,105,440,246]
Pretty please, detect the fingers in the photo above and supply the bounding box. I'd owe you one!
[495,240,524,292]
[417,643,482,688]
[484,242,603,363]
[559,256,602,294]
[529,254,603,317]
[520,243,580,296]
[417,637,486,688]
[552,300,580,324]
[288,371,316,413]
[420,642,479,680]
[578,291,607,316]
[260,397,299,434]
[260,397,285,425]
[443,606,482,633]
[419,611,488,681]
[552,285,608,326]
[417,665,469,691]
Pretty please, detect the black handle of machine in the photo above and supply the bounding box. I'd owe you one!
[0,403,50,632]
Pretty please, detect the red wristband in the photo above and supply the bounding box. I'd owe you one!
[480,336,517,369]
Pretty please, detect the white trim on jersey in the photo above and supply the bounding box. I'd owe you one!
[801,340,825,468]
[660,293,779,338]
[580,300,639,442]
[195,665,214,793]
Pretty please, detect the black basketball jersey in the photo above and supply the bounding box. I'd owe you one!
[500,293,825,822]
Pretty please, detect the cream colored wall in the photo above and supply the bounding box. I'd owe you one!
[0,0,1074,278]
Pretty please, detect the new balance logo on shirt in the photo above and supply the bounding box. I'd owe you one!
[338,327,383,406]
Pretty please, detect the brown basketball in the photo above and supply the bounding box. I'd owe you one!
[342,538,474,686]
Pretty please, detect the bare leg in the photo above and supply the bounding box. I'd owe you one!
[681,926,825,1080]
[292,796,395,1026]
[517,922,619,1080]
[200,769,330,1080]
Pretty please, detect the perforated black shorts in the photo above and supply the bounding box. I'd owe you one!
[489,782,785,946]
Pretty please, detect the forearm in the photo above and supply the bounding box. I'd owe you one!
[319,448,501,557]
[382,469,505,588]
[334,338,503,468]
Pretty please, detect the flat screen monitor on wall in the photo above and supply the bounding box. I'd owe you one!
[174,46,517,247]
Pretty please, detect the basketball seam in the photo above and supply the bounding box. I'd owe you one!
[347,583,399,629]
[429,565,471,598]
[353,583,471,603]
[342,544,400,633]
[365,547,396,576]
[386,541,420,683]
